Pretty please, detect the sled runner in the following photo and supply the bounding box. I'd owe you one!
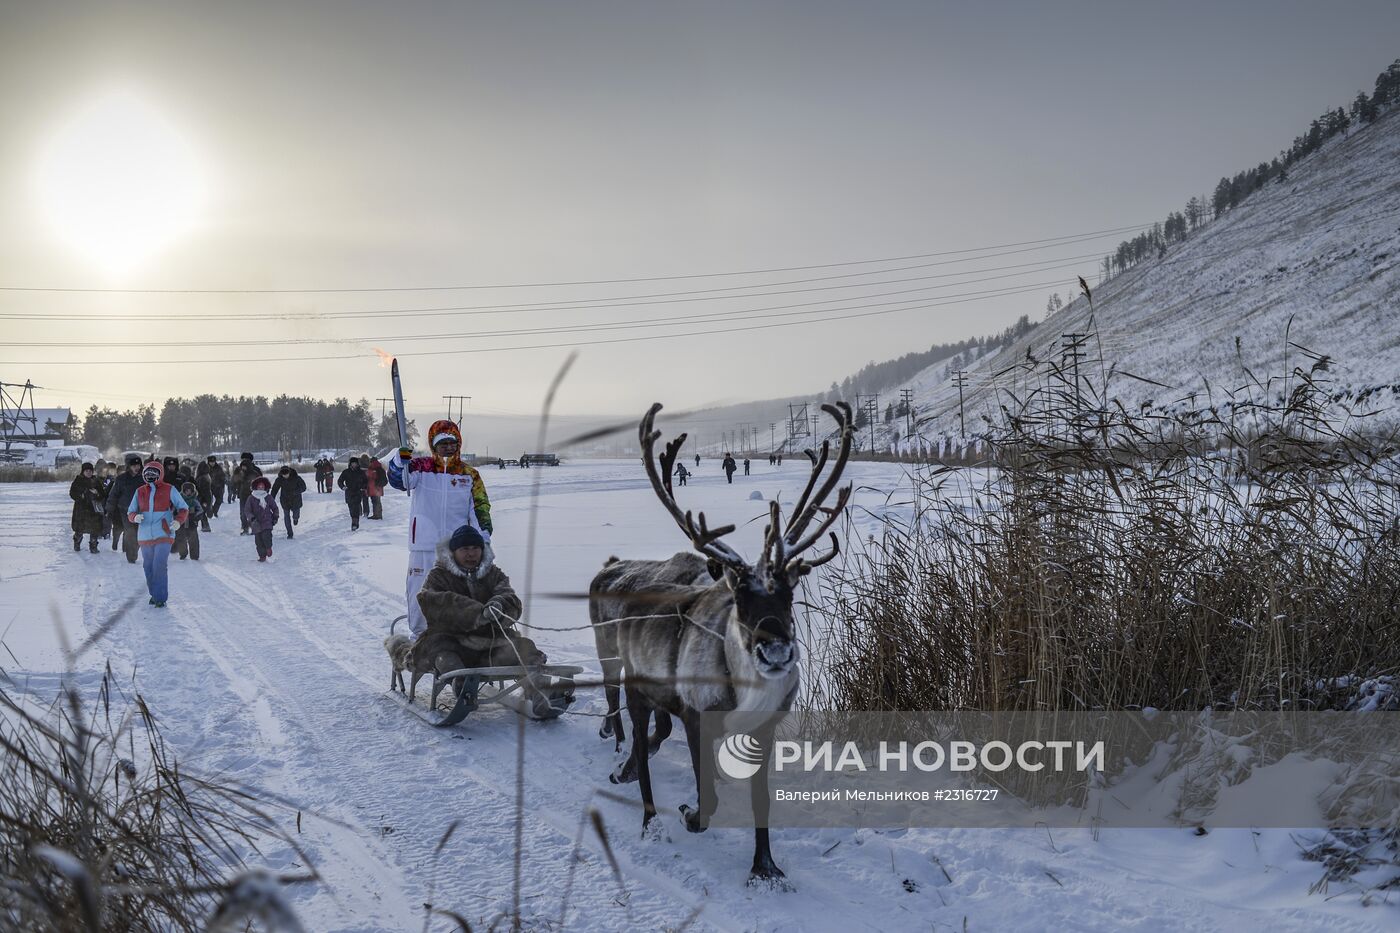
[388,614,580,726]
[428,662,582,727]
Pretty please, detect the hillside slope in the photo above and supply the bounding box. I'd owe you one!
[896,106,1400,447]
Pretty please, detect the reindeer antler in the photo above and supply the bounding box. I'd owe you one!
[759,401,855,579]
[639,404,748,571]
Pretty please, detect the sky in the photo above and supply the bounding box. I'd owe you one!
[3,0,1398,425]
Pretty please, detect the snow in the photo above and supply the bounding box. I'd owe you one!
[1,461,1394,930]
[888,107,1400,446]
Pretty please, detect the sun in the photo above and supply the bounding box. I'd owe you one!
[35,90,208,275]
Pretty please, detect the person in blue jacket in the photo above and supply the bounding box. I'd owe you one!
[127,461,190,608]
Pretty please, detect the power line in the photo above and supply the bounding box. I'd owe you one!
[0,247,1110,323]
[7,275,1076,350]
[0,222,1154,294]
[0,279,1072,367]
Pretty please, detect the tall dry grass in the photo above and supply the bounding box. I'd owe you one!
[808,339,1400,714]
[0,662,313,931]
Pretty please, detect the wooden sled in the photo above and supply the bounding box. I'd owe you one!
[428,663,582,727]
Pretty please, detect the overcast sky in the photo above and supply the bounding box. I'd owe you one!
[3,0,1397,421]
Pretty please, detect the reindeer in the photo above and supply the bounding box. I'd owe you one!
[592,401,853,887]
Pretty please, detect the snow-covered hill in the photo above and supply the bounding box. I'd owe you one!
[891,106,1400,448]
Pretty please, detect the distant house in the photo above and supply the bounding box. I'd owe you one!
[0,407,71,448]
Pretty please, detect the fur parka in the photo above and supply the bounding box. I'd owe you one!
[411,539,540,672]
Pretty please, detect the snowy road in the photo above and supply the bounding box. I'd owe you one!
[1,461,1391,931]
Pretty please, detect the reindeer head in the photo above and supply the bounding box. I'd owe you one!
[639,402,855,678]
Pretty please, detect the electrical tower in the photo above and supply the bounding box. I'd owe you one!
[787,403,810,440]
[0,379,40,458]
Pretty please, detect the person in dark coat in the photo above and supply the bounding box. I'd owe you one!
[205,456,226,517]
[106,454,145,563]
[410,525,570,715]
[674,463,689,486]
[743,457,751,475]
[96,461,115,539]
[242,475,279,562]
[162,456,181,486]
[270,465,307,539]
[721,453,737,484]
[194,462,214,530]
[232,453,263,535]
[69,462,106,553]
[336,457,367,531]
[175,481,205,560]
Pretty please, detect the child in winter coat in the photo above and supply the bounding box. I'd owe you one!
[175,481,205,560]
[242,476,280,562]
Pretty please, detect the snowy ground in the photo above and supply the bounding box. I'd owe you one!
[1,460,1393,931]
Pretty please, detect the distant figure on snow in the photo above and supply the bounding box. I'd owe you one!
[68,462,105,553]
[271,465,307,539]
[206,456,227,518]
[337,457,368,531]
[366,456,387,519]
[107,454,145,563]
[721,453,737,484]
[243,475,279,562]
[232,453,263,535]
[175,481,204,560]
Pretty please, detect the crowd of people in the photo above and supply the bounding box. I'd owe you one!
[66,450,392,606]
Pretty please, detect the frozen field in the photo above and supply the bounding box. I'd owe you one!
[0,459,1391,931]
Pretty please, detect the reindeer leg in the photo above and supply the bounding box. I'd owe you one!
[408,671,423,703]
[747,726,791,889]
[648,708,673,756]
[609,688,646,784]
[598,657,625,748]
[679,709,715,834]
[623,691,658,827]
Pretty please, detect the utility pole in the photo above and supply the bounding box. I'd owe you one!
[442,395,471,425]
[1059,333,1089,418]
[864,394,879,455]
[899,388,915,437]
[769,422,776,454]
[952,371,968,437]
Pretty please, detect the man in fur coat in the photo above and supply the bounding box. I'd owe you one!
[412,525,572,716]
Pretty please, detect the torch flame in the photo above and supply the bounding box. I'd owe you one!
[373,347,395,368]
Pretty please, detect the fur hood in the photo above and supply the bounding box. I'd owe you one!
[434,536,497,580]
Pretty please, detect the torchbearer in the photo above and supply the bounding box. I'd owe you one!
[387,420,492,638]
